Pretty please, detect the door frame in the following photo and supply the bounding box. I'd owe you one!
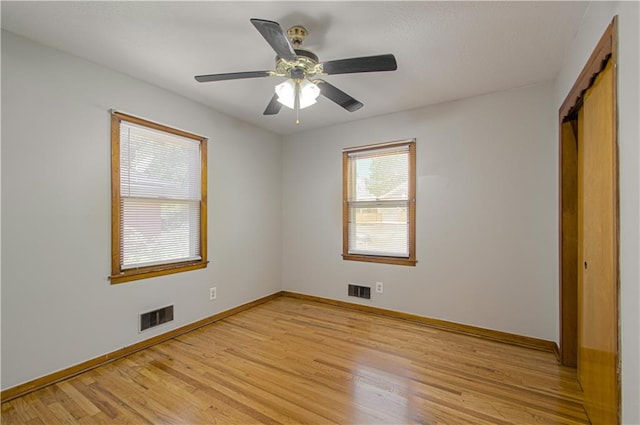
[558,12,619,413]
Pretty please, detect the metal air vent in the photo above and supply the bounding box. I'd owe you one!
[140,305,174,332]
[348,284,371,299]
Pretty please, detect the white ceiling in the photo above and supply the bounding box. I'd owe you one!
[1,1,588,135]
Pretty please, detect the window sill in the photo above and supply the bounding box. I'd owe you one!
[342,254,417,267]
[110,261,208,284]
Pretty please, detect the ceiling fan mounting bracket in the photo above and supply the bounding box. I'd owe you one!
[287,25,307,48]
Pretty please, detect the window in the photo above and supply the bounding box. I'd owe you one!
[342,140,416,266]
[110,112,207,284]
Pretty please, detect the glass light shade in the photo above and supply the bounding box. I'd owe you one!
[275,79,320,109]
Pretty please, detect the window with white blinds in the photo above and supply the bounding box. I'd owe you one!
[111,112,207,284]
[343,140,416,266]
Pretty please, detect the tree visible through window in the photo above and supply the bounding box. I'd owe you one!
[342,140,416,266]
[110,112,208,284]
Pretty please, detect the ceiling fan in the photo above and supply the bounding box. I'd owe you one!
[195,18,398,124]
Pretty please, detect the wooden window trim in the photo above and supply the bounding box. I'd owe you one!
[110,112,208,284]
[342,139,417,266]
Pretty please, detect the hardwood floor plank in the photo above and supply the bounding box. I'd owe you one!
[2,297,588,424]
[57,381,101,417]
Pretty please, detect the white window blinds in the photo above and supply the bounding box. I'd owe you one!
[346,144,410,257]
[119,121,202,269]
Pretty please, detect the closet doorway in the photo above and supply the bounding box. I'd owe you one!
[559,17,619,425]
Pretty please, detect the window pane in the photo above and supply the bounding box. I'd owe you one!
[349,148,409,202]
[121,198,201,269]
[348,204,409,257]
[120,123,201,200]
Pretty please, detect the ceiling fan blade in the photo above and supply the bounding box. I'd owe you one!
[195,70,271,83]
[315,80,363,112]
[263,94,282,115]
[322,54,397,75]
[250,18,297,62]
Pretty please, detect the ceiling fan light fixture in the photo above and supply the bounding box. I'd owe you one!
[275,79,320,109]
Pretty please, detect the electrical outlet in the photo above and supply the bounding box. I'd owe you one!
[375,282,383,293]
[209,287,217,300]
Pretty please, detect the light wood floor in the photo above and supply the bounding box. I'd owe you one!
[2,296,588,424]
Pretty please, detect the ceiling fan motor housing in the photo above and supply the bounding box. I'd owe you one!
[275,49,321,80]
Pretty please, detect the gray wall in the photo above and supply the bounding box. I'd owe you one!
[282,82,559,342]
[1,31,283,389]
[554,2,640,423]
